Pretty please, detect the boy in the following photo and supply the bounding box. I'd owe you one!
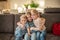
[24,12,36,40]
[15,15,28,40]
[30,9,46,40]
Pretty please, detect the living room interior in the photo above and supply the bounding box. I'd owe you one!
[0,0,60,14]
[0,0,60,40]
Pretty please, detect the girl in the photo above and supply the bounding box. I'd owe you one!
[30,9,46,40]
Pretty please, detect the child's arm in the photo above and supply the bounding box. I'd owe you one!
[36,18,46,31]
[26,23,31,36]
[27,27,31,36]
[17,22,21,26]
[31,18,46,31]
[17,22,24,27]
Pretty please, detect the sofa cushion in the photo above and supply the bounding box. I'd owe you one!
[10,36,14,40]
[42,14,60,32]
[0,14,14,33]
[0,33,13,40]
[44,8,60,13]
[46,33,60,40]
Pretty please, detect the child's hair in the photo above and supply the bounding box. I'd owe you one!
[31,9,41,17]
[20,14,27,20]
[25,9,31,16]
[26,11,31,16]
[31,9,39,15]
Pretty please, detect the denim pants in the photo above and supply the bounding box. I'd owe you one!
[24,30,46,40]
[15,28,27,40]
[15,37,23,40]
[36,31,46,40]
[24,33,36,40]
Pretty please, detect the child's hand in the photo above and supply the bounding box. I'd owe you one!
[30,27,35,30]
[17,22,21,26]
[28,33,31,36]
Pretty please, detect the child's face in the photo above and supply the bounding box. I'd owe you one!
[31,13,38,20]
[27,15,32,21]
[20,18,27,24]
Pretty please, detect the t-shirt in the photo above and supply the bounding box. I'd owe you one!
[33,17,46,31]
[26,21,36,33]
[33,17,41,27]
[26,21,35,28]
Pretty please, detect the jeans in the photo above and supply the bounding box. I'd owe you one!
[15,37,23,40]
[24,33,36,40]
[24,30,46,40]
[36,31,46,40]
[15,28,27,40]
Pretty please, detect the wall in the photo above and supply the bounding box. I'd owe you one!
[9,0,39,9]
[0,0,10,10]
[0,1,7,9]
[9,0,60,9]
[45,0,60,8]
[0,0,60,10]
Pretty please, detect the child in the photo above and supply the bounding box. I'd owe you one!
[30,9,46,40]
[15,15,28,40]
[24,11,36,40]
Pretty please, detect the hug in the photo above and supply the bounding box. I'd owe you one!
[15,9,46,40]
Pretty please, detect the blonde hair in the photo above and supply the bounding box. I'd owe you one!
[20,14,27,19]
[31,9,39,15]
[25,11,31,16]
[31,9,41,17]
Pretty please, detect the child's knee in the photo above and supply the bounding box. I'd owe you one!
[24,33,30,40]
[40,32,45,37]
[37,32,40,35]
[31,33,36,40]
[31,33,36,37]
[41,31,46,36]
[25,33,29,37]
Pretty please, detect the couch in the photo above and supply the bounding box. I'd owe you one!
[0,13,60,40]
[42,13,60,40]
[0,14,14,40]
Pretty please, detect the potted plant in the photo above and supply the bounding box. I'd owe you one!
[24,4,29,9]
[29,1,39,8]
